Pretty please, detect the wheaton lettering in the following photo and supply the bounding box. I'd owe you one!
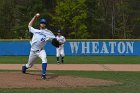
[69,41,134,54]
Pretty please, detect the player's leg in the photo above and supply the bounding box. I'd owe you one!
[22,51,38,73]
[38,50,47,79]
[56,48,60,64]
[60,47,65,63]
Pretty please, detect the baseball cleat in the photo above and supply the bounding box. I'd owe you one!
[22,66,27,73]
[41,75,47,80]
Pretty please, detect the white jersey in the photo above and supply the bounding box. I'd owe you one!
[29,27,55,51]
[56,35,66,47]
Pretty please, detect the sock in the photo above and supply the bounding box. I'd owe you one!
[42,63,47,75]
[57,57,59,63]
[61,57,64,63]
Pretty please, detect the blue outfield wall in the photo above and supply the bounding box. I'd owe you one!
[0,40,140,56]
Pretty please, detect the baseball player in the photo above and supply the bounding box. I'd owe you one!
[22,13,60,80]
[56,30,66,64]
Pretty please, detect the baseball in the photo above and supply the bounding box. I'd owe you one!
[36,13,40,17]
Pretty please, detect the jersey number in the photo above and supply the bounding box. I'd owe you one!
[41,38,45,42]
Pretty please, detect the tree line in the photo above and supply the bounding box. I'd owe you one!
[0,0,139,39]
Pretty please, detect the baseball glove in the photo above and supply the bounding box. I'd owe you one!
[51,38,60,48]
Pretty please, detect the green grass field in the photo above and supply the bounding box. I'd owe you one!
[0,56,140,93]
[0,71,140,93]
[0,56,139,64]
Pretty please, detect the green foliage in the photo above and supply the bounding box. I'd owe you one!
[50,0,89,39]
[0,0,15,38]
[0,0,49,39]
[0,0,139,39]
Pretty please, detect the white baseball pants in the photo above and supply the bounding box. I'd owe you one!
[56,47,65,57]
[26,49,47,68]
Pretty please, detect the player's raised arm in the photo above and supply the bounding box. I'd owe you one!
[28,13,40,28]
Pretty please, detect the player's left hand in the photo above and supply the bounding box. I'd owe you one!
[59,42,64,45]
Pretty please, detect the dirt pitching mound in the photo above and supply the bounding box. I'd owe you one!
[0,72,120,88]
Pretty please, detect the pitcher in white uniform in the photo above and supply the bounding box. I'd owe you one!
[22,13,56,80]
[56,30,66,64]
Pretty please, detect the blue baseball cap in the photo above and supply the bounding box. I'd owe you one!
[40,18,47,24]
[57,30,61,33]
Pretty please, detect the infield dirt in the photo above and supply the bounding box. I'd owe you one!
[0,72,120,88]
